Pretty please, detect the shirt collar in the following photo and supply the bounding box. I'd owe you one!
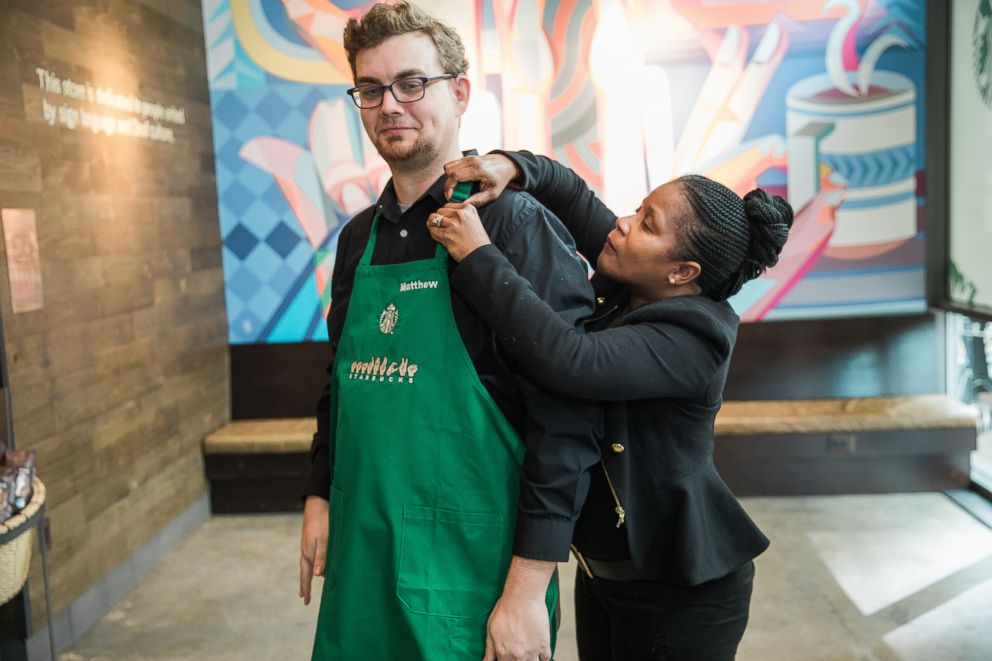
[375,149,479,224]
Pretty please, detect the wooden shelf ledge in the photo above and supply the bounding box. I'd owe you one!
[716,395,978,436]
[203,418,316,455]
[202,395,978,454]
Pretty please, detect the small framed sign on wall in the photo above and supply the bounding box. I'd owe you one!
[1,208,44,314]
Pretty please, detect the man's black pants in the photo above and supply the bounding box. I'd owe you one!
[574,561,755,660]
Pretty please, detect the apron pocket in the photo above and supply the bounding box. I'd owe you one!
[397,505,506,620]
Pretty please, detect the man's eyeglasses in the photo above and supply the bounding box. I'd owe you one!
[347,74,458,109]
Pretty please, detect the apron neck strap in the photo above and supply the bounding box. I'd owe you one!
[359,181,477,267]
[448,181,474,204]
[359,212,382,267]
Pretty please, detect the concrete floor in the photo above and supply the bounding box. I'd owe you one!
[59,493,992,661]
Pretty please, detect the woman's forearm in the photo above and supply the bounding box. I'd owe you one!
[453,245,723,402]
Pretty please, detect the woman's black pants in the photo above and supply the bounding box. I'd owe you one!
[573,561,755,661]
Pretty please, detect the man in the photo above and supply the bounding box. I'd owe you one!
[297,3,601,660]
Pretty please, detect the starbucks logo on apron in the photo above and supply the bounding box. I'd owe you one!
[976,0,992,107]
[379,303,399,334]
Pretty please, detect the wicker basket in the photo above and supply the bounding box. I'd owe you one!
[0,478,45,606]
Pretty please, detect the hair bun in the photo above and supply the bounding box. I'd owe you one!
[742,188,794,272]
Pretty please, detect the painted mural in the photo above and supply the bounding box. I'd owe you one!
[202,0,927,344]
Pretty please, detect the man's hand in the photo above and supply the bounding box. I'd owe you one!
[483,556,555,661]
[427,202,492,262]
[443,153,521,206]
[484,594,553,661]
[299,495,329,605]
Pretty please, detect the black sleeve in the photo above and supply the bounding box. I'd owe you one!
[452,245,732,402]
[491,196,603,562]
[302,221,357,501]
[495,150,617,265]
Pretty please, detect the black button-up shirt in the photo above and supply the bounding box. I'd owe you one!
[304,155,603,561]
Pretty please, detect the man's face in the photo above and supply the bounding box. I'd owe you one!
[354,32,468,170]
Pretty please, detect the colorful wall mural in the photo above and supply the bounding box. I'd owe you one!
[203,0,927,344]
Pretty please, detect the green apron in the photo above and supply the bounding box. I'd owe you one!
[312,195,559,660]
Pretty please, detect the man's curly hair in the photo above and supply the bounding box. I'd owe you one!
[343,2,469,80]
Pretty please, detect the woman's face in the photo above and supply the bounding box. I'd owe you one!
[596,182,700,298]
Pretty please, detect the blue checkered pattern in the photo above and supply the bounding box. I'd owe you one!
[210,84,349,343]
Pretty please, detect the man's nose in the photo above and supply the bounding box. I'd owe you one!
[379,88,404,114]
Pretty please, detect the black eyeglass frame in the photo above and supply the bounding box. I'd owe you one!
[346,74,460,109]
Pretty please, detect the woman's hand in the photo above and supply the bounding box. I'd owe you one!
[443,153,521,206]
[427,203,492,262]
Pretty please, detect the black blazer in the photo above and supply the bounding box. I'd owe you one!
[448,152,769,585]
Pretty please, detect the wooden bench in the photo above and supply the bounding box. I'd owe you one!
[203,395,979,511]
[713,395,979,496]
[203,419,315,513]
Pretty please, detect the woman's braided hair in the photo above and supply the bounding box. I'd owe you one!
[674,175,794,301]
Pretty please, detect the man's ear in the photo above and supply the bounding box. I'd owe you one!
[453,74,470,116]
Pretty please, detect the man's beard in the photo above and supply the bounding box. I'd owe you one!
[375,131,439,173]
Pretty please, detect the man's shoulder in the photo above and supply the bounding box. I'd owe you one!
[479,186,541,218]
[338,204,377,242]
[347,204,377,227]
[478,188,566,245]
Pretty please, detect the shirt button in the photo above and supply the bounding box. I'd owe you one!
[596,297,606,305]
[611,443,625,454]
[399,229,408,238]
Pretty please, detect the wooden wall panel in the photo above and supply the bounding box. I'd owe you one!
[0,0,228,627]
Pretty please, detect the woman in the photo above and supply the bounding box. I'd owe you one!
[426,152,793,661]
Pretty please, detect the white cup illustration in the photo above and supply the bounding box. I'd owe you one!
[786,70,917,250]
